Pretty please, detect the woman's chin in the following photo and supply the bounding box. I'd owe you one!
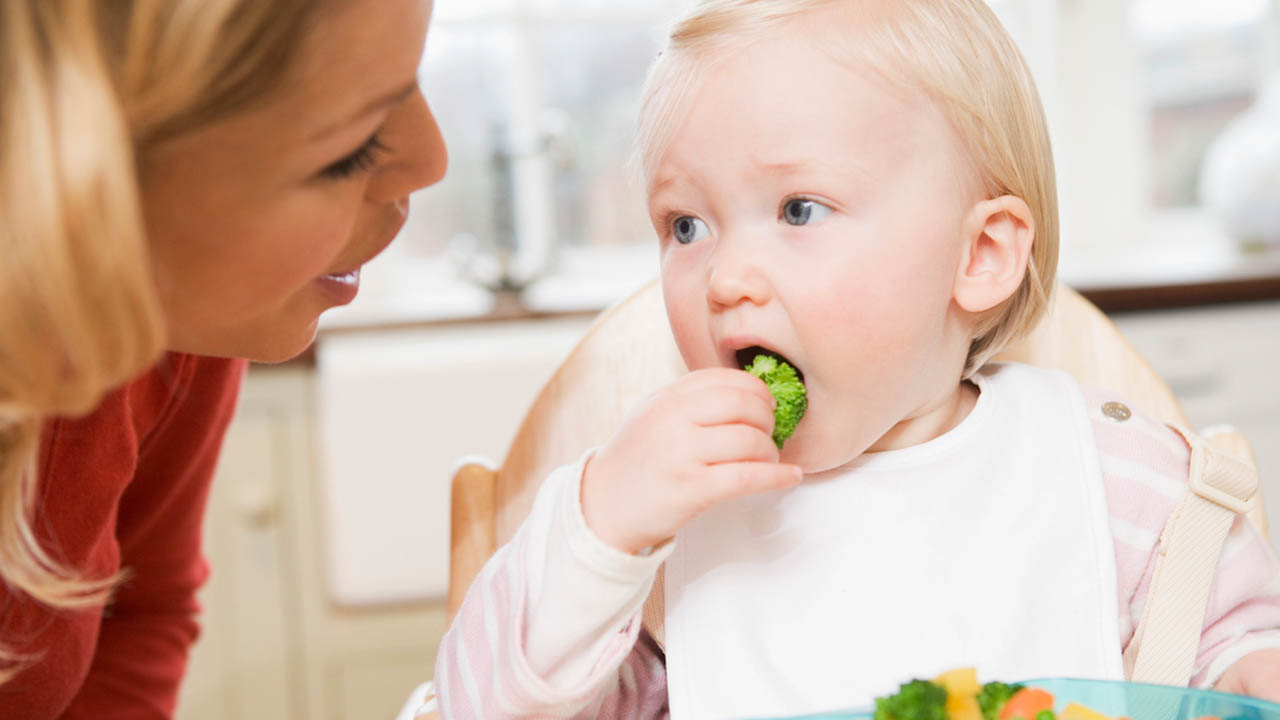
[247,322,320,364]
[166,317,319,364]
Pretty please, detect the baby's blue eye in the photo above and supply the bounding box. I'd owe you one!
[672,215,709,245]
[781,198,833,226]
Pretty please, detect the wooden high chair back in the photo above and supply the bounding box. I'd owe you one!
[447,280,1270,623]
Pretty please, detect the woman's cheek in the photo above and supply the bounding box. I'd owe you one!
[260,210,353,279]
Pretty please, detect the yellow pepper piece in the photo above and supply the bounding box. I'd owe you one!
[948,691,983,720]
[933,668,981,697]
[1061,702,1116,720]
[934,668,983,720]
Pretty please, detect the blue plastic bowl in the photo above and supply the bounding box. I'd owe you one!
[751,678,1280,720]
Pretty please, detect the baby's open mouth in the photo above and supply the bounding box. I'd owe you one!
[737,345,808,449]
[735,345,804,384]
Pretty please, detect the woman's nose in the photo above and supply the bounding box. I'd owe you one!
[366,90,448,202]
[706,238,771,310]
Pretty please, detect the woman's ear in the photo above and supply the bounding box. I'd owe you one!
[953,195,1034,314]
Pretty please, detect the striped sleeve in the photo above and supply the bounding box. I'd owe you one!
[434,455,672,718]
[1085,385,1280,688]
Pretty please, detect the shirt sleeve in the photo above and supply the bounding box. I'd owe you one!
[61,356,246,719]
[1087,385,1280,688]
[434,453,673,718]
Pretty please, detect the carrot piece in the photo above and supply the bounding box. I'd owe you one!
[999,688,1056,720]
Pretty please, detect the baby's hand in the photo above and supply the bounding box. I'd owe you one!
[581,368,803,555]
[1215,647,1280,703]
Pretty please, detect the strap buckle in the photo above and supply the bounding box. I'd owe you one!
[1187,436,1258,514]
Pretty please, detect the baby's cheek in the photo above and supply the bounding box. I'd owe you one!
[661,280,714,369]
[671,324,716,370]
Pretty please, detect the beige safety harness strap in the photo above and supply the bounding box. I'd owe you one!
[642,567,666,650]
[1124,425,1258,686]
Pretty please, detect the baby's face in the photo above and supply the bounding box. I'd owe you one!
[648,31,982,472]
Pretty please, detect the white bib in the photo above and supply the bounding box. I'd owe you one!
[664,363,1125,719]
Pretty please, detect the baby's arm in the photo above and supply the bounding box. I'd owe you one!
[434,456,670,718]
[1090,385,1280,697]
[435,367,799,717]
[1213,646,1280,703]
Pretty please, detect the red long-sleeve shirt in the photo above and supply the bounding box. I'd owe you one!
[0,353,247,719]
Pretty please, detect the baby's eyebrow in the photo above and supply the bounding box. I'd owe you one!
[646,174,698,211]
[753,159,807,174]
[751,157,873,185]
[648,173,685,198]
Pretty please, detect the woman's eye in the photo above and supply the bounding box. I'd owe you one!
[781,198,833,226]
[320,132,388,180]
[672,215,710,245]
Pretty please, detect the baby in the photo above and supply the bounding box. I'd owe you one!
[433,1,1280,717]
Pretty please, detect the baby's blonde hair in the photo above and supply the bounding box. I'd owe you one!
[637,0,1058,375]
[0,0,311,681]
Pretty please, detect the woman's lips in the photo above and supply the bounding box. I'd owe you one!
[315,268,361,305]
[313,201,410,307]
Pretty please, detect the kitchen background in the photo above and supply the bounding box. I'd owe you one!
[175,0,1280,718]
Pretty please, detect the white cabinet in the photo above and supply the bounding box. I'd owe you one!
[314,316,596,606]
[1112,300,1280,550]
[180,315,595,720]
[180,370,310,719]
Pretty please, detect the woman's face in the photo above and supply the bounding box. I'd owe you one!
[140,0,446,362]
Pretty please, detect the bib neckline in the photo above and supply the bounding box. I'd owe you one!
[818,367,1003,474]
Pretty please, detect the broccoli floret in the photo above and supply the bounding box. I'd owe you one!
[743,353,808,449]
[977,681,1025,720]
[874,679,949,720]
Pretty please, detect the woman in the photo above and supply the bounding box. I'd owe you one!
[0,0,446,716]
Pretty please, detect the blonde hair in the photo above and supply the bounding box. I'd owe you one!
[637,0,1059,375]
[0,0,311,681]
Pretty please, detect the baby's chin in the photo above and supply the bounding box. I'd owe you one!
[780,428,867,475]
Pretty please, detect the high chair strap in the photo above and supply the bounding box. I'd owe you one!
[642,567,667,650]
[1124,425,1259,686]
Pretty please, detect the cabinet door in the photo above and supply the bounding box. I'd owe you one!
[178,411,300,719]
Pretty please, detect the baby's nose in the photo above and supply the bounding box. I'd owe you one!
[706,241,771,310]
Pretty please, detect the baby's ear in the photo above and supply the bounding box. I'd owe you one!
[953,195,1034,313]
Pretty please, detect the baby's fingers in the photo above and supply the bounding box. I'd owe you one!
[697,424,780,464]
[704,462,804,504]
[686,387,777,434]
[678,367,776,406]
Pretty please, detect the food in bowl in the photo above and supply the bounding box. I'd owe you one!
[874,669,1225,720]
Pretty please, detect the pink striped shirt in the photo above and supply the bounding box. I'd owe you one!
[433,383,1280,718]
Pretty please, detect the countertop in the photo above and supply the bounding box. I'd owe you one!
[1057,215,1280,312]
[270,229,1280,368]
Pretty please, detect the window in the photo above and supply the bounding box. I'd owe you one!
[328,0,1279,328]
[1137,0,1275,209]
[991,0,1278,263]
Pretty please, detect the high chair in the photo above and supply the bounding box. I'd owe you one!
[434,279,1268,713]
